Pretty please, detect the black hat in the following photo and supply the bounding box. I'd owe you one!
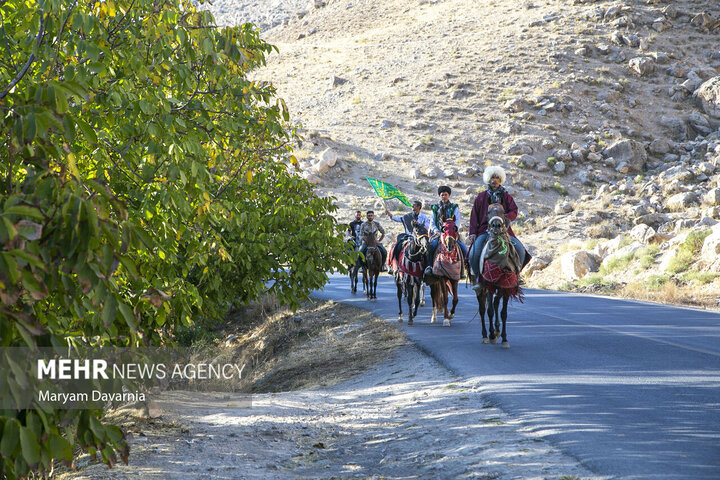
[438,185,451,195]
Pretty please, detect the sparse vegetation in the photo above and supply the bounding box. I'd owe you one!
[668,230,711,274]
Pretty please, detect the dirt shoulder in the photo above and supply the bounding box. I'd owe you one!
[61,300,602,480]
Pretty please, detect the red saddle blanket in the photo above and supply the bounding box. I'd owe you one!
[399,250,424,278]
[481,261,523,301]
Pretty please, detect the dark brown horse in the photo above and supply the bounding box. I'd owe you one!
[429,218,463,326]
[475,203,522,348]
[394,223,430,325]
[362,232,382,299]
[347,238,363,294]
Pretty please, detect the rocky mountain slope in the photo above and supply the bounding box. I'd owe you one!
[208,0,720,308]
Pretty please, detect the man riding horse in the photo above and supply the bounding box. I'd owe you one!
[468,166,531,292]
[358,210,388,272]
[385,200,432,274]
[424,186,468,277]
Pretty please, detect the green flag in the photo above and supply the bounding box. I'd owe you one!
[365,177,412,207]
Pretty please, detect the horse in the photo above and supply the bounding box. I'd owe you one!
[428,218,463,326]
[475,203,523,348]
[347,237,363,294]
[393,223,430,325]
[362,231,382,299]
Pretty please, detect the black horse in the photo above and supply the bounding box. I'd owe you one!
[394,223,430,325]
[475,203,523,348]
[347,238,363,294]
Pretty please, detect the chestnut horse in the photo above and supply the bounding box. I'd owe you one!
[475,203,523,348]
[428,218,464,326]
[394,223,430,325]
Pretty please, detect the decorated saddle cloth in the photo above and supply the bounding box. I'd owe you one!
[432,242,463,281]
[481,234,521,275]
[480,233,523,299]
[399,249,424,277]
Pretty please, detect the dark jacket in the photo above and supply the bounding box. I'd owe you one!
[469,190,518,237]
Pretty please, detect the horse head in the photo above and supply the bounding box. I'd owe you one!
[440,217,458,251]
[487,203,508,239]
[412,222,430,254]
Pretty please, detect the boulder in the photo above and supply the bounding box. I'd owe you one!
[524,257,549,276]
[666,192,699,211]
[628,57,655,76]
[694,77,720,119]
[687,112,713,135]
[629,223,658,244]
[701,226,720,271]
[703,188,720,206]
[555,202,573,214]
[649,139,671,155]
[560,251,599,281]
[660,115,688,141]
[604,139,647,172]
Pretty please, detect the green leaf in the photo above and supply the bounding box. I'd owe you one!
[4,205,43,220]
[76,118,98,144]
[0,419,20,457]
[19,427,41,465]
[101,295,117,327]
[47,435,73,462]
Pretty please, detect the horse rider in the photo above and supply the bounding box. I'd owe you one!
[424,185,468,276]
[467,165,531,291]
[347,210,363,246]
[385,200,432,273]
[358,210,388,271]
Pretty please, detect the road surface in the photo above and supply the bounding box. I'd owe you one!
[313,273,720,479]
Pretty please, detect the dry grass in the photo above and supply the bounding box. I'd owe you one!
[177,299,407,393]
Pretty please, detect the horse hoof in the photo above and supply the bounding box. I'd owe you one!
[482,338,489,344]
[443,319,451,327]
[448,314,454,320]
[398,317,403,323]
[420,301,425,307]
[490,337,498,344]
[501,341,510,349]
[408,319,414,326]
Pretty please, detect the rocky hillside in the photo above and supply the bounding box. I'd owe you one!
[208,0,720,308]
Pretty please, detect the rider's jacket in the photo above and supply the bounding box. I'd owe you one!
[358,221,385,242]
[348,219,363,240]
[390,212,432,234]
[469,189,518,237]
[430,201,460,234]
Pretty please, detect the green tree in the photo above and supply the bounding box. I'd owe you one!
[0,0,349,476]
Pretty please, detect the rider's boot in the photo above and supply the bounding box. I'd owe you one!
[521,251,532,271]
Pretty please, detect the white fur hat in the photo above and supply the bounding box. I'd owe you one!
[483,166,506,184]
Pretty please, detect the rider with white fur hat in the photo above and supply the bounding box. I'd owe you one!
[467,165,530,290]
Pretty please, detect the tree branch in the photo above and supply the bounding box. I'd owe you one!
[0,14,45,100]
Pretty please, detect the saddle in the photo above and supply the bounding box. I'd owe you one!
[432,219,463,281]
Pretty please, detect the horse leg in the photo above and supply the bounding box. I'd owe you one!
[410,279,420,323]
[430,284,438,323]
[489,293,502,343]
[477,288,489,344]
[397,275,404,322]
[362,267,368,295]
[487,292,498,343]
[500,294,510,348]
[373,272,379,299]
[442,281,451,327]
[448,280,458,320]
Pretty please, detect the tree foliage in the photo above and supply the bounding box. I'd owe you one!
[0,0,349,476]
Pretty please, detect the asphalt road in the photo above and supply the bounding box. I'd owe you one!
[313,272,720,480]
